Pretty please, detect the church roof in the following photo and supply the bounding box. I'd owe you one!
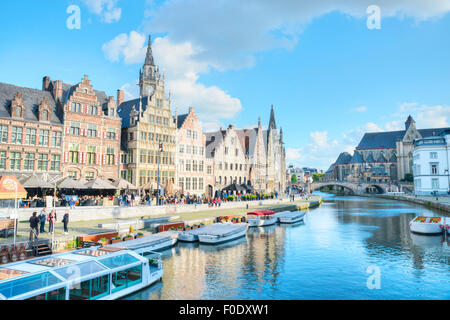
[350,151,364,163]
[144,35,155,66]
[334,152,352,165]
[356,128,450,150]
[0,82,63,125]
[365,153,376,163]
[370,166,389,177]
[389,153,397,162]
[377,153,388,163]
[269,105,276,130]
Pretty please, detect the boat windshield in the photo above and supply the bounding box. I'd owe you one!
[53,261,106,280]
[98,253,139,269]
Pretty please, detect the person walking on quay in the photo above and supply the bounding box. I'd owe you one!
[29,212,40,242]
[38,207,47,233]
[48,210,57,233]
[62,210,70,235]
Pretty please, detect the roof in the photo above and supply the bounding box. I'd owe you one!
[334,152,352,165]
[0,82,62,124]
[357,128,450,150]
[350,151,364,164]
[117,96,150,128]
[205,131,224,158]
[61,82,109,113]
[177,113,188,129]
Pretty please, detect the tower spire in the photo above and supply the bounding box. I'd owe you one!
[144,35,155,66]
[269,105,277,130]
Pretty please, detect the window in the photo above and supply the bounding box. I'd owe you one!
[193,131,198,139]
[69,144,79,164]
[85,172,95,181]
[431,163,438,175]
[225,147,228,155]
[87,124,97,138]
[68,171,77,179]
[89,105,98,116]
[10,152,21,170]
[185,177,191,190]
[27,287,66,301]
[192,178,198,190]
[24,153,35,171]
[37,154,48,171]
[39,130,49,146]
[186,160,191,172]
[87,146,96,164]
[0,125,7,143]
[50,154,60,171]
[140,150,146,163]
[25,128,36,145]
[236,149,238,156]
[179,144,184,154]
[69,275,109,300]
[11,127,23,144]
[14,106,22,118]
[70,122,80,136]
[41,110,48,121]
[192,160,198,172]
[71,102,80,113]
[432,178,439,190]
[156,99,163,107]
[199,178,204,191]
[187,130,192,139]
[106,129,116,140]
[52,131,62,147]
[207,166,212,175]
[192,146,197,155]
[430,152,438,159]
[186,145,192,154]
[199,147,204,156]
[199,161,204,172]
[107,148,115,165]
[0,152,6,169]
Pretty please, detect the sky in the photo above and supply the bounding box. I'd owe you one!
[0,0,449,171]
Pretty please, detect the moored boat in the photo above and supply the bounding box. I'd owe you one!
[246,210,277,227]
[409,216,446,235]
[0,247,163,300]
[276,211,306,224]
[197,223,249,244]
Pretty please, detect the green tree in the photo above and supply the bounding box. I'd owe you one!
[313,173,324,182]
[291,174,298,183]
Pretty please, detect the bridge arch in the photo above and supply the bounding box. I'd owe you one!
[310,182,356,195]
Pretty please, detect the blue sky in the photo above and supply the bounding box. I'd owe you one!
[0,0,449,170]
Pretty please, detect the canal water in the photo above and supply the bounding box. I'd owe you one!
[124,194,450,300]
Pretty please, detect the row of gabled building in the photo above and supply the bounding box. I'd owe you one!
[0,36,286,197]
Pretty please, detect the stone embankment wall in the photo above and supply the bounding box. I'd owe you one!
[377,195,450,213]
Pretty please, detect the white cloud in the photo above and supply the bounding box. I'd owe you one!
[102,31,147,64]
[355,106,367,113]
[82,0,122,23]
[396,102,450,128]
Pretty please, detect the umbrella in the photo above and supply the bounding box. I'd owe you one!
[56,177,88,190]
[141,180,158,190]
[20,175,54,189]
[84,177,116,190]
[112,178,137,190]
[223,183,246,193]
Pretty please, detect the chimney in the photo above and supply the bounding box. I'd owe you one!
[117,90,124,106]
[42,76,50,91]
[52,80,63,100]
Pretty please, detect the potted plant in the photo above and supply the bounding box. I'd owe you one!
[170,227,176,231]
[199,223,205,228]
[192,224,198,229]
[99,238,108,247]
[111,236,122,244]
[184,225,191,231]
[123,234,134,241]
[135,232,144,239]
[177,226,183,231]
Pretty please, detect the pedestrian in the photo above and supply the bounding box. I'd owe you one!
[39,207,47,233]
[29,212,40,241]
[63,210,70,234]
[48,210,57,233]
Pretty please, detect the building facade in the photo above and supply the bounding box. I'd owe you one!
[412,131,450,195]
[45,75,122,182]
[177,107,207,196]
[117,36,177,189]
[0,82,64,180]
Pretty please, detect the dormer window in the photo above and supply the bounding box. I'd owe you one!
[13,106,22,118]
[11,92,24,118]
[109,108,115,117]
[42,110,48,121]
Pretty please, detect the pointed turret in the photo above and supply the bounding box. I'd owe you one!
[405,115,415,131]
[144,35,155,66]
[269,105,277,130]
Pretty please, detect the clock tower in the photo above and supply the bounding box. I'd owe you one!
[139,35,161,97]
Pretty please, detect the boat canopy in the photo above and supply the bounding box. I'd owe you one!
[0,247,145,300]
[247,210,275,216]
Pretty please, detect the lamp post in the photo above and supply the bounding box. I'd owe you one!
[157,142,163,206]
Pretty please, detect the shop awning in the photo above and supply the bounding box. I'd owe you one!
[112,179,137,190]
[56,177,88,190]
[84,178,116,190]
[20,175,54,189]
[0,176,27,199]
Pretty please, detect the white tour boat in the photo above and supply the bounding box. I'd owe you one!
[108,233,177,254]
[246,210,278,227]
[276,211,306,224]
[0,247,163,300]
[197,223,249,244]
[409,216,446,235]
[178,225,217,242]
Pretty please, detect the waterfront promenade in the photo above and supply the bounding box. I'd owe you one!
[378,194,450,213]
[0,195,322,246]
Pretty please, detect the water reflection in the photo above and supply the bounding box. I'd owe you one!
[124,195,450,300]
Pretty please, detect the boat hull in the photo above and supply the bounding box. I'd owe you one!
[198,226,248,244]
[410,222,444,235]
[279,215,305,224]
[247,217,278,227]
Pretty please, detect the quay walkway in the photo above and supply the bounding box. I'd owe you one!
[377,194,450,213]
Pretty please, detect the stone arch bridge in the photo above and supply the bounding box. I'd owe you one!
[309,181,392,194]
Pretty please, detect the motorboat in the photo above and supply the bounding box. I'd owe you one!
[246,210,278,227]
[0,247,163,300]
[276,211,306,224]
[409,216,446,235]
[178,225,217,242]
[197,223,249,244]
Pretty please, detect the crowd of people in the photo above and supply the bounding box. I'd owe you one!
[28,207,70,241]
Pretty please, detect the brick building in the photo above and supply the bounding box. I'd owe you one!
[0,82,64,180]
[43,75,122,182]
